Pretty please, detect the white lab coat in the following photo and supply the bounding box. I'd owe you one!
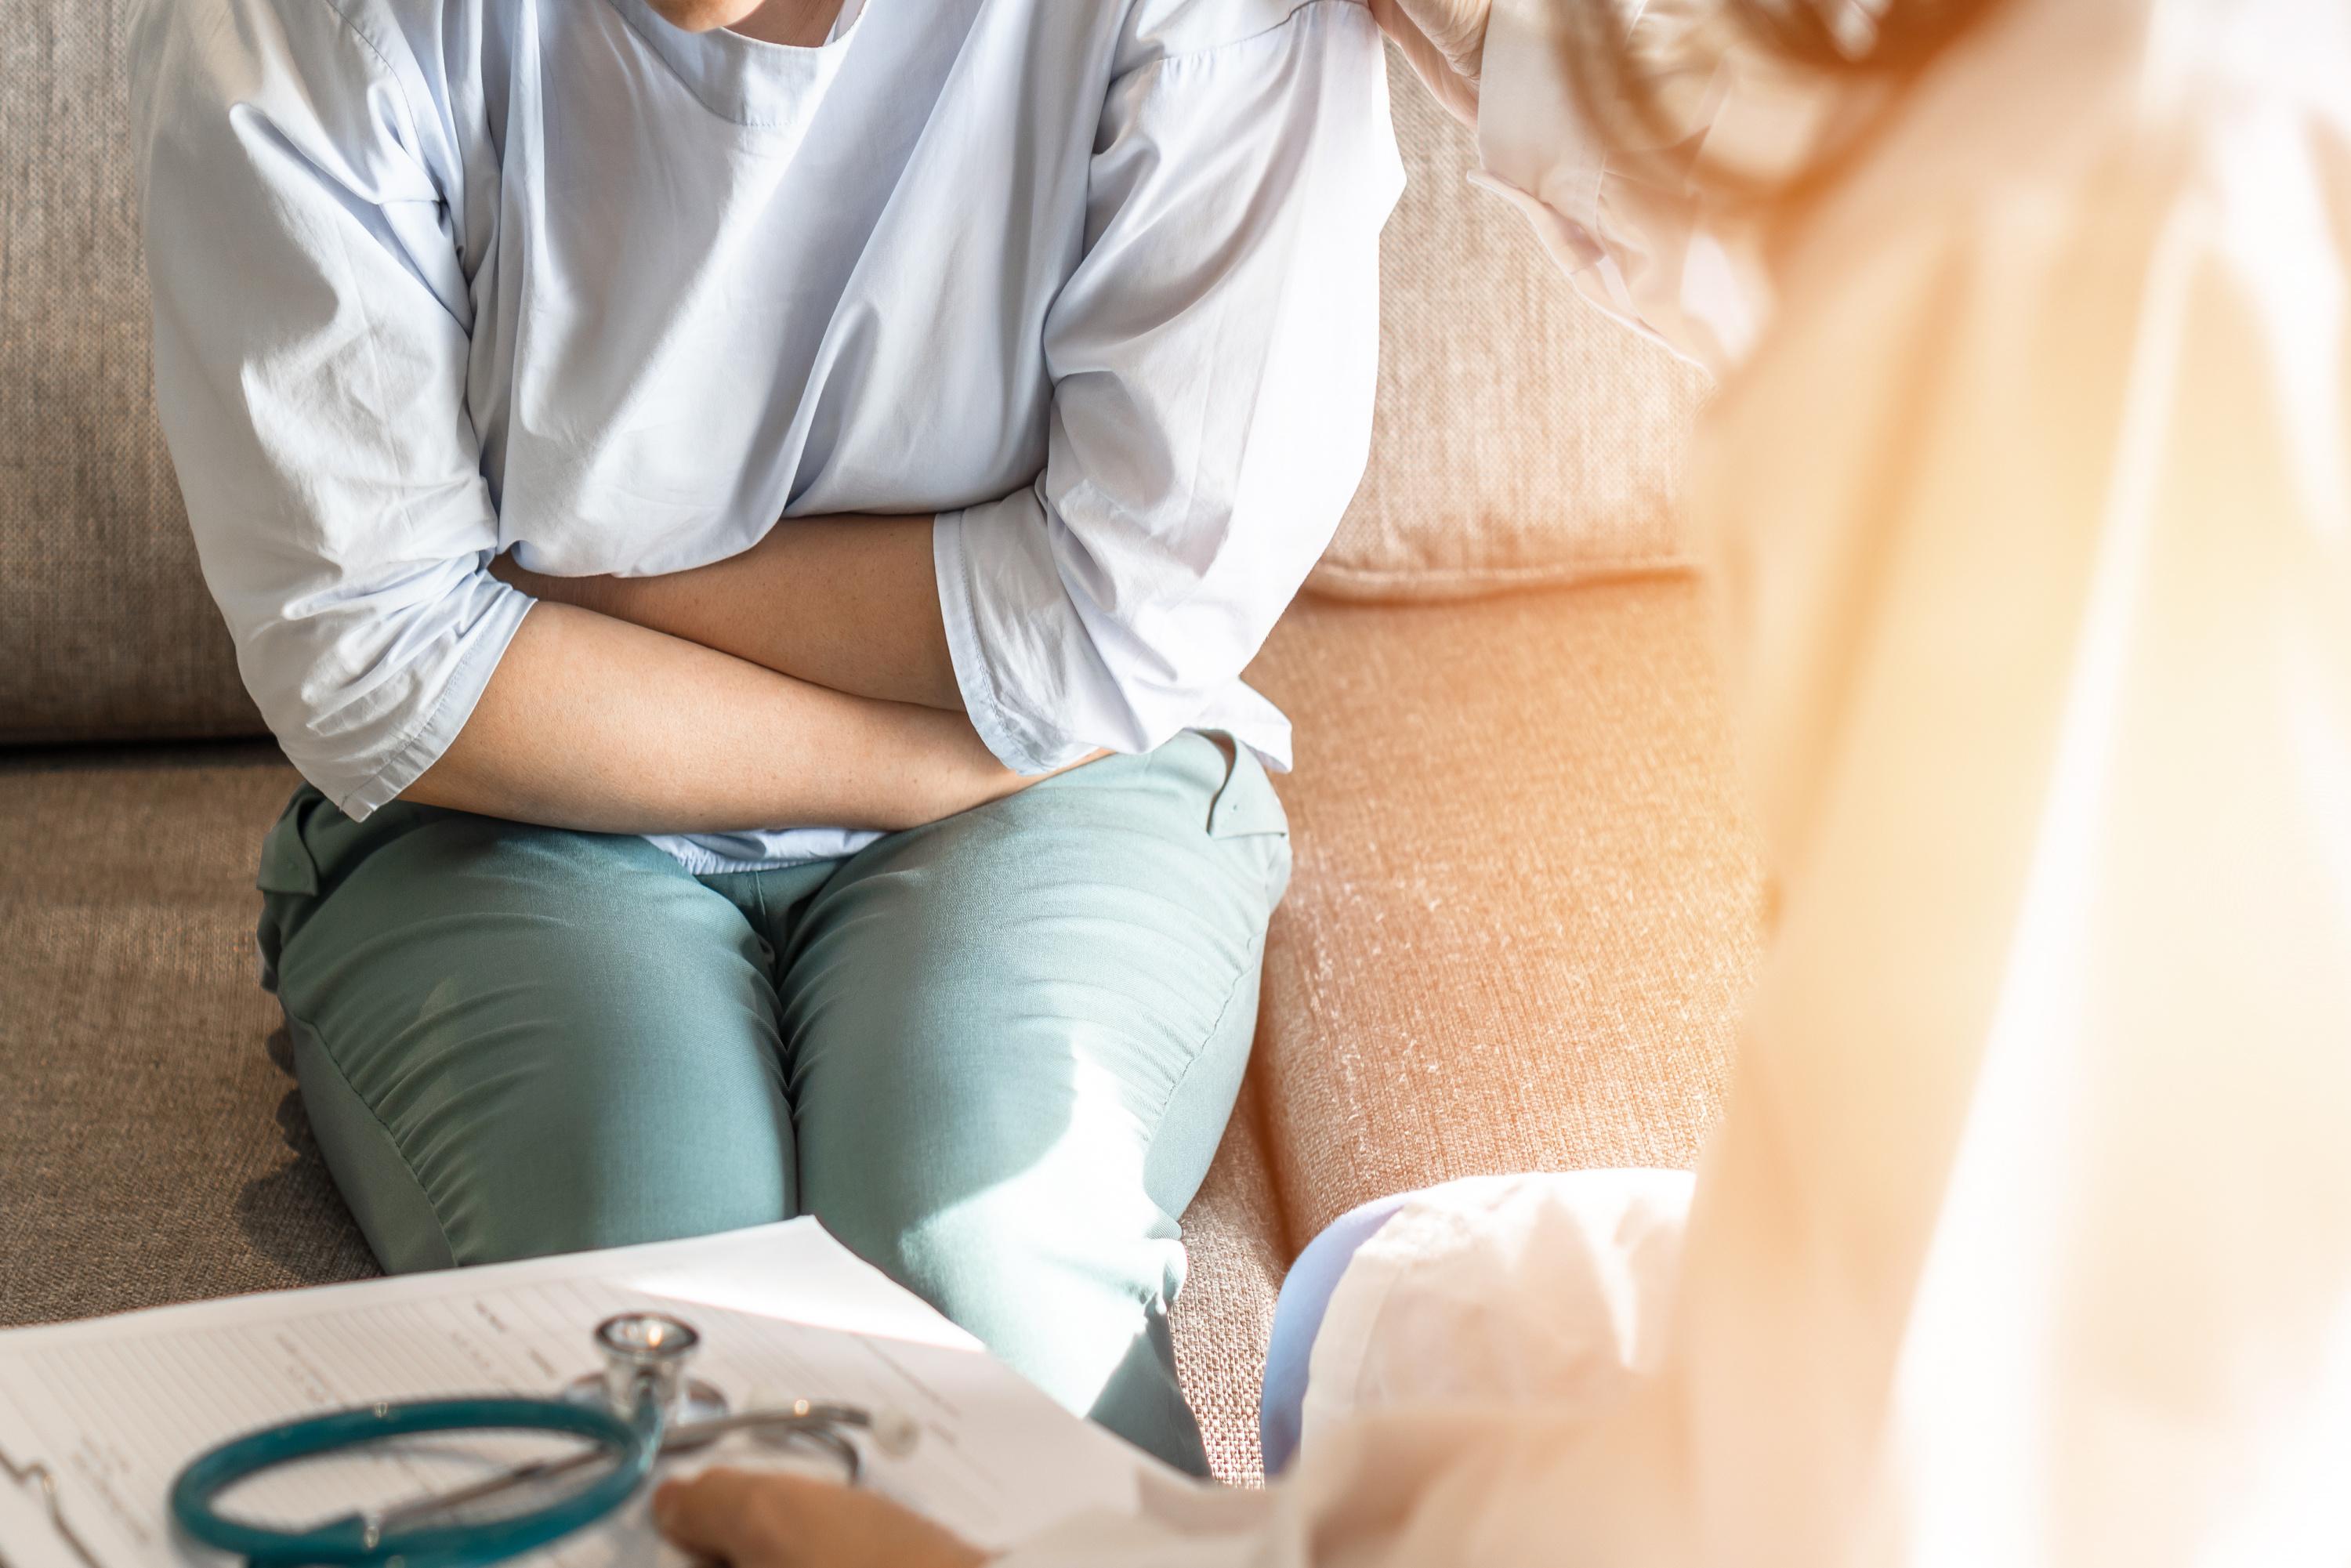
[1004,0,2351,1560]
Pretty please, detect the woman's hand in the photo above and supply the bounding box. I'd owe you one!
[1368,0,1490,128]
[653,1468,991,1568]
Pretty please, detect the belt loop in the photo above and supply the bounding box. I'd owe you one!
[255,789,324,898]
[1204,733,1287,840]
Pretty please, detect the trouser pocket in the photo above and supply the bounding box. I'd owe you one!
[255,786,328,991]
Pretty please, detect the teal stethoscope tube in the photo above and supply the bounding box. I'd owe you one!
[168,1395,658,1568]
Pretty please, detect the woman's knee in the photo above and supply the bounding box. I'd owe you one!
[303,994,797,1269]
[828,1170,1185,1376]
[267,811,797,1269]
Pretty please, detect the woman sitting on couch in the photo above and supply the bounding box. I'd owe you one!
[128,0,1402,1476]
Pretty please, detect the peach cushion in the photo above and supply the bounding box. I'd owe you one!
[1310,51,1712,603]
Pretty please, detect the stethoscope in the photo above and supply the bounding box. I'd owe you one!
[166,1313,915,1568]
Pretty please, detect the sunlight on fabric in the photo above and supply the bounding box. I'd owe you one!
[627,1221,981,1353]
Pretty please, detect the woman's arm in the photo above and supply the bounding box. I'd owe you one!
[493,516,964,712]
[518,1,1404,778]
[404,601,1039,835]
[921,0,1401,775]
[132,0,1027,835]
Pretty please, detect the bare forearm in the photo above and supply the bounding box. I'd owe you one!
[498,517,962,710]
[402,602,1029,834]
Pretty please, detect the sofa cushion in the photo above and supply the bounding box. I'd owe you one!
[1308,49,1712,604]
[1,0,259,744]
[1243,578,1764,1240]
[0,743,1284,1483]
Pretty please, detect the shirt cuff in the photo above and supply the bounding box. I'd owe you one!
[332,580,535,820]
[933,500,1078,777]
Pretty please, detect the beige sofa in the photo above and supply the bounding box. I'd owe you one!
[0,5,1759,1487]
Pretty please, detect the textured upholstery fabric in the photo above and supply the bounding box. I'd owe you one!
[0,747,370,1314]
[1165,1074,1291,1487]
[0,742,1287,1484]
[1308,47,1714,604]
[1244,579,1764,1239]
[0,0,259,743]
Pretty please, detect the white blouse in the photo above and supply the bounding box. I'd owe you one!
[1005,0,2351,1562]
[129,0,1401,871]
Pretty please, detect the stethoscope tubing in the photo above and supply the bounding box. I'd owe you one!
[372,1404,870,1534]
[168,1396,657,1568]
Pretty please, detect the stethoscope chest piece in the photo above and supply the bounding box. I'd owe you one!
[565,1312,730,1429]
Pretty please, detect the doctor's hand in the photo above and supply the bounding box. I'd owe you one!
[654,1468,991,1568]
[1369,0,1489,127]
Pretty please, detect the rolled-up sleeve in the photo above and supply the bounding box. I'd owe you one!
[131,0,529,817]
[933,0,1402,774]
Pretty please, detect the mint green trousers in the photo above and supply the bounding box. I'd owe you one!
[254,734,1288,1475]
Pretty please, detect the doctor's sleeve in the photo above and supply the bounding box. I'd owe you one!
[1469,0,1758,372]
[931,0,1404,773]
[129,0,529,819]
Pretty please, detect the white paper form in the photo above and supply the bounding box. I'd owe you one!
[0,1220,1160,1568]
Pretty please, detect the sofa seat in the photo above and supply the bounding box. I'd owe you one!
[1244,578,1762,1240]
[0,574,1759,1487]
[1168,575,1762,1479]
